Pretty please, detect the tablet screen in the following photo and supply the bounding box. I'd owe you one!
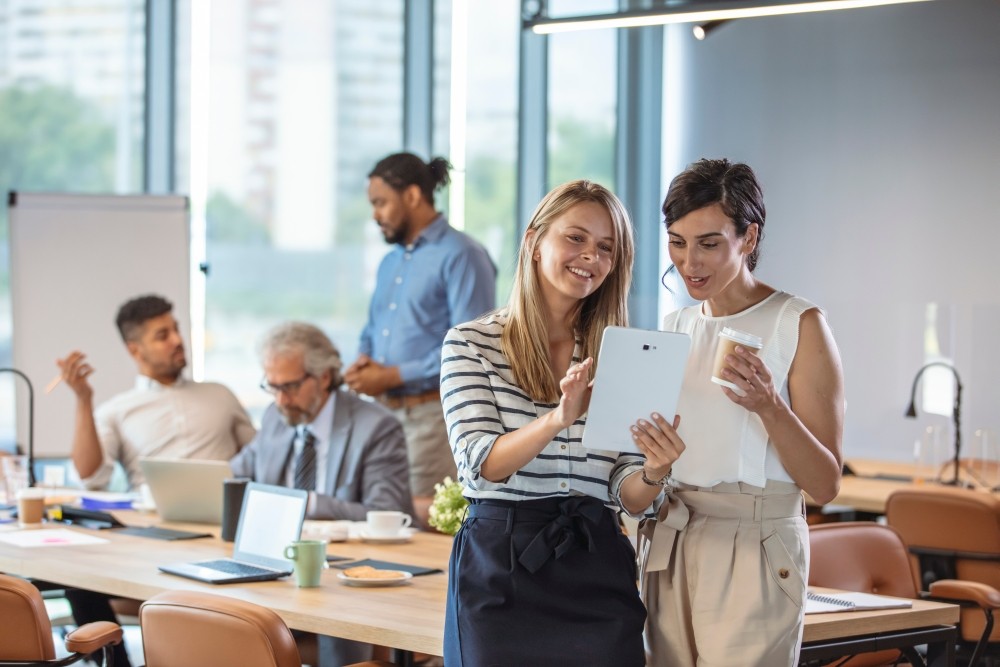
[582,326,691,453]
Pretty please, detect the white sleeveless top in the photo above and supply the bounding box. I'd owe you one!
[662,290,818,488]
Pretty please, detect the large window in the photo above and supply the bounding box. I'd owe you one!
[176,0,405,419]
[0,0,146,451]
[547,4,617,190]
[454,2,520,302]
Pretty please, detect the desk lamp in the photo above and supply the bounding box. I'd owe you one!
[0,367,35,486]
[904,361,962,486]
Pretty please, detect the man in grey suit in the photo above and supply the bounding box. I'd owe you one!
[231,322,413,666]
[231,321,413,521]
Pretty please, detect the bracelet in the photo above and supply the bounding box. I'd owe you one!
[640,467,670,487]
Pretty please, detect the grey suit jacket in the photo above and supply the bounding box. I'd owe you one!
[230,390,414,520]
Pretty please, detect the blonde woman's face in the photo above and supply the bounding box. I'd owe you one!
[533,201,615,310]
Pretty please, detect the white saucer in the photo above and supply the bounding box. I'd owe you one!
[358,528,415,544]
[337,571,413,587]
[302,520,351,543]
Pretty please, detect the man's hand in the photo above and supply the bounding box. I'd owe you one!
[56,351,95,401]
[344,355,402,397]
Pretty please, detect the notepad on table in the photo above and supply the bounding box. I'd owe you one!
[805,591,913,614]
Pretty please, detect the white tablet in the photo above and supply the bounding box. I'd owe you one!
[582,326,691,453]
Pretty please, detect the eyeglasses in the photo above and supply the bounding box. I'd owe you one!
[260,373,313,396]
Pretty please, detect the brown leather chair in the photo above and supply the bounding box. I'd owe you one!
[0,574,123,666]
[886,486,1000,666]
[808,522,921,666]
[139,590,396,667]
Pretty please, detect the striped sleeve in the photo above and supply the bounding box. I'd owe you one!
[608,452,659,518]
[440,324,506,492]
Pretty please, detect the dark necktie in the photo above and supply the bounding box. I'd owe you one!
[293,427,317,491]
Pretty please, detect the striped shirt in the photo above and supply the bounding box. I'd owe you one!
[440,311,645,503]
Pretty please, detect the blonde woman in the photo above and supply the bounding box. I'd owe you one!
[440,180,645,666]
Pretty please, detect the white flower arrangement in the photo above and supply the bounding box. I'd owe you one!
[427,476,469,536]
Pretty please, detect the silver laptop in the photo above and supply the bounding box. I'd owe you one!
[159,483,308,584]
[140,458,233,524]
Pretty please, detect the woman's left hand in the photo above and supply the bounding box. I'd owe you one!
[721,346,781,416]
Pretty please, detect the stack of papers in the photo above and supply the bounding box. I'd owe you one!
[805,591,913,614]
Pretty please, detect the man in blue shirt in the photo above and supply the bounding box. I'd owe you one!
[345,152,496,516]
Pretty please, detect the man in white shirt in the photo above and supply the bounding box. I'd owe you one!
[56,294,255,490]
[51,294,255,667]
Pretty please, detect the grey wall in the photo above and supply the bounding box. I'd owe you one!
[669,0,1000,463]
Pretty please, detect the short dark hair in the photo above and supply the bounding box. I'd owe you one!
[115,295,173,342]
[662,158,766,272]
[368,152,451,205]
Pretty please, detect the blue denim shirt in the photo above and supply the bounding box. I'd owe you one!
[359,215,496,396]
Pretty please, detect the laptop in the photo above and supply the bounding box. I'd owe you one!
[582,326,691,453]
[159,483,308,584]
[140,458,233,524]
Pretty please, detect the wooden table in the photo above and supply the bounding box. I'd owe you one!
[801,590,958,666]
[0,512,452,657]
[806,458,1000,515]
[0,511,959,664]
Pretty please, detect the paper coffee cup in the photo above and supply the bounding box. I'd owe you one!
[17,487,46,526]
[711,327,763,393]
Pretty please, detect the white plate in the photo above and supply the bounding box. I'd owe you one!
[337,571,413,587]
[359,528,415,544]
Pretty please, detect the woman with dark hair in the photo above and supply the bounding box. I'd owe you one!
[620,159,845,666]
[439,180,646,666]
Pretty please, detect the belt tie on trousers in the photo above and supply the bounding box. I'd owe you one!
[638,493,690,575]
[638,486,804,577]
[517,497,607,574]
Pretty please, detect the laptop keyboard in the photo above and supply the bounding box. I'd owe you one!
[198,559,278,577]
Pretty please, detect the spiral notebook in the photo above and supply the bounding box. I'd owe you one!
[805,591,912,614]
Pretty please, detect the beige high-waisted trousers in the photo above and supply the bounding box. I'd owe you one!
[639,480,808,667]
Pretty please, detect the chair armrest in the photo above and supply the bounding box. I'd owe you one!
[929,579,1000,609]
[65,620,123,654]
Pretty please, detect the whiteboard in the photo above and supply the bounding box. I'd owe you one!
[8,192,190,457]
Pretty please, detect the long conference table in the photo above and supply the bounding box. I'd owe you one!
[807,458,1000,515]
[0,510,958,665]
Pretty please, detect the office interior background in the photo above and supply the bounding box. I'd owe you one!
[1,0,998,472]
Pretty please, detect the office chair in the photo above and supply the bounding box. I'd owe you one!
[0,574,123,666]
[139,590,397,667]
[808,522,922,667]
[886,487,1000,666]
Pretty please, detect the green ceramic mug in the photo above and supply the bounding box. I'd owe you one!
[284,540,326,588]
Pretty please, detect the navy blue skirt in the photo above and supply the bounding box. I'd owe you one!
[443,496,646,667]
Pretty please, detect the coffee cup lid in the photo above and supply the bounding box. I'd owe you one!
[718,327,763,349]
[16,487,47,500]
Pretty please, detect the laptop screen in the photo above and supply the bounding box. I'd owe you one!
[233,483,308,566]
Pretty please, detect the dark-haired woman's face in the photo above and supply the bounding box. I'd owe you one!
[666,203,755,301]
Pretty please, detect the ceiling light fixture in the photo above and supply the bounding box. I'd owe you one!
[692,19,730,40]
[526,0,933,35]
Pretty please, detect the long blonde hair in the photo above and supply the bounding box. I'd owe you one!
[502,180,635,402]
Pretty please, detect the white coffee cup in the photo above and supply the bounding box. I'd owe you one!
[366,510,412,537]
[710,327,764,396]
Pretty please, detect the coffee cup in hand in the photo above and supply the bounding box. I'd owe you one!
[284,540,327,588]
[711,327,763,396]
[366,510,412,537]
